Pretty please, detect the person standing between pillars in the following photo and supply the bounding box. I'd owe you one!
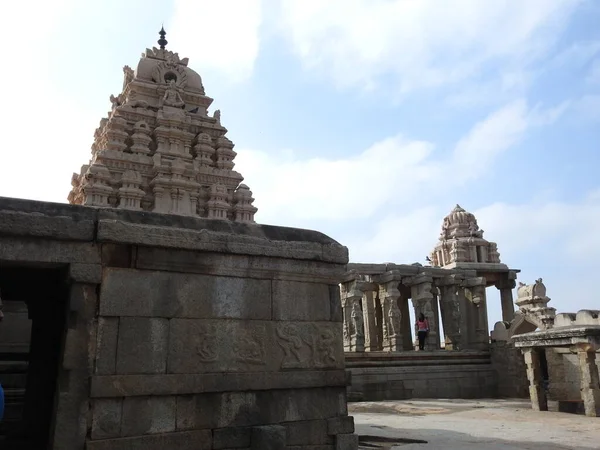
[416,313,429,351]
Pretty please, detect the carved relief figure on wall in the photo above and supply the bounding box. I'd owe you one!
[161,80,185,108]
[314,327,337,367]
[196,324,218,362]
[276,323,307,368]
[233,333,266,365]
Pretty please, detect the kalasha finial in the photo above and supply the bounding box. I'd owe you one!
[158,26,168,50]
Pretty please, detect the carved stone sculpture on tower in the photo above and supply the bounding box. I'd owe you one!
[515,278,556,329]
[429,204,506,269]
[68,32,258,223]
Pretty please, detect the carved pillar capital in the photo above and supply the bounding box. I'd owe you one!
[495,278,516,290]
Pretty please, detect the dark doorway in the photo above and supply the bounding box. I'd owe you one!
[0,264,69,449]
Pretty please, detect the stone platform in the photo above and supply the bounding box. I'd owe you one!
[0,196,358,449]
[346,351,497,401]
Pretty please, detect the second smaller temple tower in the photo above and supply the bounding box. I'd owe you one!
[430,205,505,270]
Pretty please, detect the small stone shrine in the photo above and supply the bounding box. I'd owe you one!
[68,27,257,222]
[513,309,600,417]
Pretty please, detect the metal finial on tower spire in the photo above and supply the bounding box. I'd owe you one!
[158,26,168,50]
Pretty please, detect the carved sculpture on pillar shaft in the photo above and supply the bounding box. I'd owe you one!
[405,274,440,350]
[361,288,380,351]
[379,282,403,352]
[340,280,365,352]
[437,275,463,350]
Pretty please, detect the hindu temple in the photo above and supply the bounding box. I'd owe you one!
[0,25,599,450]
[0,29,358,449]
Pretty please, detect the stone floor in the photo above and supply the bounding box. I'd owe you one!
[350,399,600,449]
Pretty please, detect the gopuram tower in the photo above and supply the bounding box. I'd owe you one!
[429,204,505,269]
[68,28,258,223]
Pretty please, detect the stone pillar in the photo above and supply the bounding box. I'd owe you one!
[522,348,548,411]
[379,282,403,352]
[361,287,379,352]
[437,276,463,350]
[406,274,440,351]
[462,277,489,351]
[341,281,365,352]
[577,346,600,417]
[495,277,516,323]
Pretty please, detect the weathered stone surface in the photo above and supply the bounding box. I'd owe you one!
[101,243,134,268]
[287,447,333,450]
[168,319,343,374]
[272,281,330,321]
[69,263,103,284]
[0,237,100,264]
[90,370,349,397]
[213,427,252,449]
[327,416,355,436]
[135,247,346,284]
[92,399,123,439]
[335,433,359,450]
[251,425,286,450]
[329,285,343,322]
[0,209,95,241]
[176,388,347,431]
[116,318,169,374]
[86,430,212,450]
[100,268,271,319]
[121,396,177,436]
[285,420,330,446]
[61,284,98,371]
[95,317,119,375]
[52,369,90,450]
[98,219,347,263]
[69,283,98,320]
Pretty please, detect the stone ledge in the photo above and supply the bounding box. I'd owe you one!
[98,220,347,263]
[85,430,212,450]
[0,209,95,241]
[90,370,349,398]
[0,197,348,264]
[134,247,345,283]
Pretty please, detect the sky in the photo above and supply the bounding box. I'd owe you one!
[1,0,599,329]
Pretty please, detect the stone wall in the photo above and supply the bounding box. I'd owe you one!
[0,197,358,450]
[547,349,600,401]
[346,352,497,401]
[489,341,528,398]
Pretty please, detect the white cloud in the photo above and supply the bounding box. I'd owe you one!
[168,0,263,82]
[586,58,600,84]
[277,0,580,94]
[237,99,565,229]
[572,94,600,123]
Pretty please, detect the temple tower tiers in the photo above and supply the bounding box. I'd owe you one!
[429,205,506,270]
[68,29,258,223]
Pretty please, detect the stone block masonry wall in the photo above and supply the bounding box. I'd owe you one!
[0,197,358,450]
[490,341,528,398]
[346,352,497,401]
